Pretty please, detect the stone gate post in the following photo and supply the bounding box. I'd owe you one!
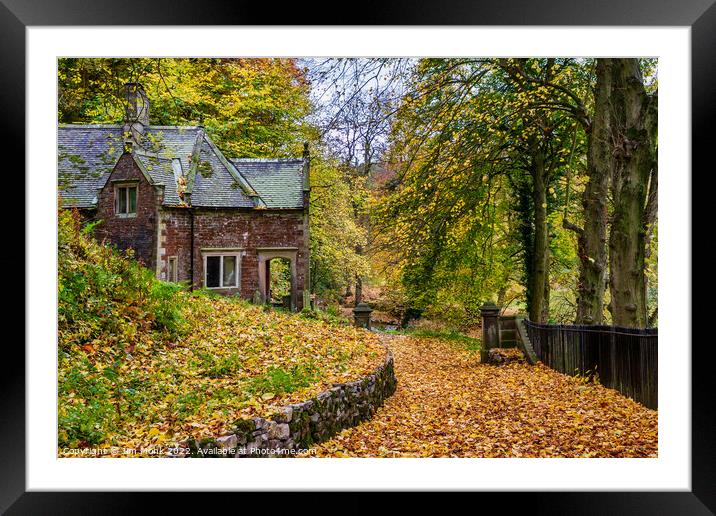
[353,303,373,330]
[480,301,501,362]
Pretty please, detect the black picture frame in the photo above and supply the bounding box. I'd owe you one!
[3,0,708,512]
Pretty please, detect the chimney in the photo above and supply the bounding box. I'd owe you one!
[123,82,150,147]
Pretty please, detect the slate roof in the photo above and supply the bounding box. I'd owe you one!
[58,125,124,208]
[230,158,306,209]
[58,124,307,210]
[134,153,184,206]
[190,135,256,209]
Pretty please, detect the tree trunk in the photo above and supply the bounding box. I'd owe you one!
[608,58,657,327]
[530,149,549,323]
[642,162,658,325]
[574,59,612,324]
[354,273,363,305]
[514,176,534,320]
[541,260,551,323]
[353,145,372,308]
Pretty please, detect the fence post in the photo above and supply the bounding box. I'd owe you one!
[480,301,501,362]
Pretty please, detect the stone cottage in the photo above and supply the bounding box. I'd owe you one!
[58,83,311,310]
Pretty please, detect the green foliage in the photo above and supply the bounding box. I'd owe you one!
[149,281,188,335]
[309,153,370,300]
[545,210,581,323]
[299,306,351,326]
[190,287,223,300]
[57,208,188,447]
[269,258,292,301]
[248,363,321,396]
[58,209,186,351]
[373,60,520,322]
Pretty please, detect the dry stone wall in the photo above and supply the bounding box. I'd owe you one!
[185,350,397,457]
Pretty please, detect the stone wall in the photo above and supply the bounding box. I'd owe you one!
[159,207,191,281]
[185,350,397,458]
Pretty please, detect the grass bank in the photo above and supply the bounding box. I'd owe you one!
[57,209,385,454]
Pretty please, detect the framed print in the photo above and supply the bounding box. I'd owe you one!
[4,0,710,512]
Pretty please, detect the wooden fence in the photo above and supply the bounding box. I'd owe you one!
[523,320,658,409]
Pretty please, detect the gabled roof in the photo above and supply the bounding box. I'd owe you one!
[132,152,183,206]
[230,158,306,209]
[58,124,306,210]
[190,133,258,209]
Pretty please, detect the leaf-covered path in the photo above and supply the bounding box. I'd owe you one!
[307,335,658,458]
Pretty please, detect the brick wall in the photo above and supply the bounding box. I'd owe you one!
[160,208,310,309]
[160,208,191,282]
[88,152,310,309]
[94,153,160,268]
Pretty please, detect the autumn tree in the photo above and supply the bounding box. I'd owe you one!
[373,59,586,323]
[58,58,311,158]
[495,58,586,322]
[307,150,370,301]
[498,58,658,327]
[499,59,609,324]
[307,58,407,304]
[370,57,657,327]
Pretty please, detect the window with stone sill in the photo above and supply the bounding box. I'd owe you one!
[115,184,137,216]
[203,254,240,289]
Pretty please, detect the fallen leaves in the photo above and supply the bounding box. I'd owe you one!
[59,294,658,459]
[58,295,386,456]
[305,336,658,458]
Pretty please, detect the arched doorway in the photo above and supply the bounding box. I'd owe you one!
[257,248,298,311]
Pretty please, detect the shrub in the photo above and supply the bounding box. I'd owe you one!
[58,208,188,447]
[149,281,187,336]
[299,306,350,326]
[58,208,187,351]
